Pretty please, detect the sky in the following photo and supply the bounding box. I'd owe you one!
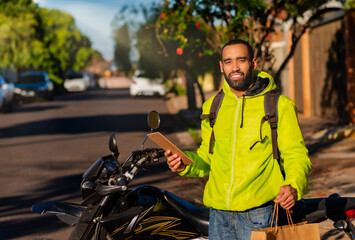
[34,0,158,60]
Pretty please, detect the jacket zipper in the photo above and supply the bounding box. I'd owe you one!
[226,97,240,209]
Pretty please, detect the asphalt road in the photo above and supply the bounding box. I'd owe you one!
[0,88,187,240]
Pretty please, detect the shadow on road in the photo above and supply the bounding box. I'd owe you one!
[0,160,185,239]
[0,113,179,140]
[56,88,131,102]
[0,173,82,239]
[14,105,64,113]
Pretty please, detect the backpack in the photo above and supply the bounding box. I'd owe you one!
[200,89,284,176]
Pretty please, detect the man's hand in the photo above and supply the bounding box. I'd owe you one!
[274,185,298,210]
[165,150,186,172]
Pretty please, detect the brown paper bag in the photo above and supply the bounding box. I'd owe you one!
[251,203,320,240]
[251,221,320,240]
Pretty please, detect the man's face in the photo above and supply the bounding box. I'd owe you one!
[219,44,257,92]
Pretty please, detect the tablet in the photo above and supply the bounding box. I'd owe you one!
[147,132,194,164]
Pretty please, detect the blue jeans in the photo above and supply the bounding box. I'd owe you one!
[209,203,274,240]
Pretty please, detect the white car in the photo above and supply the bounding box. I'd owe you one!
[130,71,167,97]
[64,72,91,92]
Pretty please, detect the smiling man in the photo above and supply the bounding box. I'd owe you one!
[165,39,312,240]
[220,41,256,96]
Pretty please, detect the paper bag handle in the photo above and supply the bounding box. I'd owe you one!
[270,202,294,232]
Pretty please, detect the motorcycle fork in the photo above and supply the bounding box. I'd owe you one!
[80,195,112,240]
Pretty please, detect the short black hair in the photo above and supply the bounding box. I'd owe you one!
[220,39,254,60]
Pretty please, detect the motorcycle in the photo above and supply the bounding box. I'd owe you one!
[32,111,355,240]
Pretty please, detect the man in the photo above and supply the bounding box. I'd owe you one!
[165,39,312,240]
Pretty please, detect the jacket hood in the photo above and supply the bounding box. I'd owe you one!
[223,70,277,98]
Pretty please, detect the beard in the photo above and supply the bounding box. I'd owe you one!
[224,67,254,92]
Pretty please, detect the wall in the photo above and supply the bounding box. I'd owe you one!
[289,12,347,120]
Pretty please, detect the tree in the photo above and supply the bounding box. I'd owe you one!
[36,8,95,84]
[135,6,181,80]
[136,4,221,110]
[112,3,180,78]
[111,3,222,110]
[113,23,132,75]
[158,0,343,87]
[345,0,355,8]
[0,0,39,71]
[0,0,98,86]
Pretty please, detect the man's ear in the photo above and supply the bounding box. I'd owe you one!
[252,58,257,69]
[219,61,224,73]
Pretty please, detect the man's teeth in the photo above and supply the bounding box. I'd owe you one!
[231,73,242,79]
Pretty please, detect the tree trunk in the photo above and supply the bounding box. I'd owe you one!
[186,71,197,111]
[195,77,205,104]
[344,10,355,124]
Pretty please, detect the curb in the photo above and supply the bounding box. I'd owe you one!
[306,124,355,155]
[307,125,355,142]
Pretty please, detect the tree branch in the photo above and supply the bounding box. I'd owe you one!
[274,7,342,83]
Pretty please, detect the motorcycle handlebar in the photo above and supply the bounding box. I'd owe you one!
[83,148,165,196]
[155,148,166,158]
[107,148,165,186]
[123,148,165,182]
[82,180,127,196]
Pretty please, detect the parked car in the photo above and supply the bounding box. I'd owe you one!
[0,75,15,112]
[63,71,92,92]
[15,71,54,102]
[130,70,167,97]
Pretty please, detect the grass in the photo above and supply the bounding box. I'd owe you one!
[187,127,202,145]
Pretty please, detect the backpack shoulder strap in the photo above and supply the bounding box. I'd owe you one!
[264,90,280,159]
[264,90,285,178]
[200,89,224,153]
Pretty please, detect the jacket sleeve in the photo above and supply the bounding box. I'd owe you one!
[277,96,312,200]
[178,99,214,178]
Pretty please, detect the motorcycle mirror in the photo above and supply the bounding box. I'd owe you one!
[109,132,120,158]
[147,110,160,130]
[141,111,160,149]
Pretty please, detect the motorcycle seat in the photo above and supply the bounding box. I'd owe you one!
[163,190,209,236]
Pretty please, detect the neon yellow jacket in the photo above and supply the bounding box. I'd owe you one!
[180,70,312,211]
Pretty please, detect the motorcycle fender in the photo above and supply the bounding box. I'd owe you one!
[31,201,86,226]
